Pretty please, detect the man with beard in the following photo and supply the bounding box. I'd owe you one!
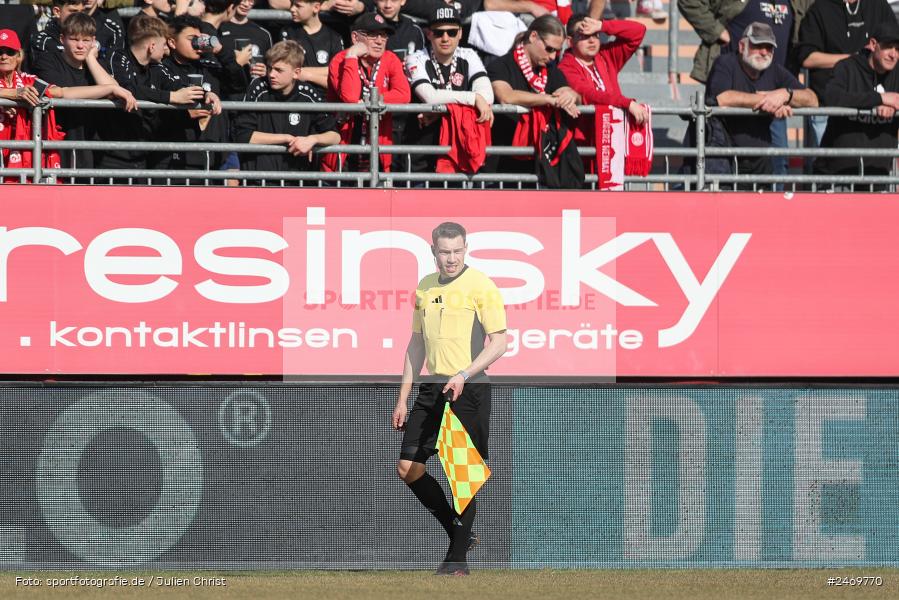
[705,22,816,185]
[814,21,899,182]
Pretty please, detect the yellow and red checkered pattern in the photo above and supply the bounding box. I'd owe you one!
[436,403,491,514]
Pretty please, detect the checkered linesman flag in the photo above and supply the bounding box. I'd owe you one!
[436,403,491,514]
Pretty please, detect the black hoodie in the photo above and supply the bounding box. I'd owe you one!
[816,50,899,174]
[796,0,897,98]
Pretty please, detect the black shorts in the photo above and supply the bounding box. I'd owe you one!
[400,382,491,464]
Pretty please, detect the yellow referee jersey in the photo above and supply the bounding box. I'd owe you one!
[412,266,506,377]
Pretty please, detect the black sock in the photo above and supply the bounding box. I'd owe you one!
[448,498,476,562]
[407,472,454,538]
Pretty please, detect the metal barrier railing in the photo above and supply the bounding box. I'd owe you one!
[2,92,898,191]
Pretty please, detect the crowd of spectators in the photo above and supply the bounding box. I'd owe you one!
[0,0,898,187]
[681,0,899,184]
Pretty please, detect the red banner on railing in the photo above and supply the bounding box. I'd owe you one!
[1,186,897,376]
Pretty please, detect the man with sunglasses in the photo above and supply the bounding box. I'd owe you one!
[559,14,647,149]
[560,16,646,120]
[326,12,410,172]
[404,6,493,173]
[486,14,580,177]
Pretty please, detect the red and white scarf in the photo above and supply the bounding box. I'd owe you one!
[577,57,605,92]
[593,104,653,190]
[624,104,653,177]
[514,43,547,93]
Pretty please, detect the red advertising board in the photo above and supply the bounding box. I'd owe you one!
[1,186,897,377]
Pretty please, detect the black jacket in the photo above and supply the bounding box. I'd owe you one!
[101,49,176,163]
[384,14,426,61]
[817,51,899,174]
[92,8,127,59]
[796,0,896,98]
[152,56,227,170]
[199,20,249,99]
[232,77,337,173]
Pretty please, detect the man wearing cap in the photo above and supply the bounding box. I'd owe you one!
[326,12,411,174]
[814,21,899,183]
[797,0,897,145]
[403,5,494,173]
[705,22,817,186]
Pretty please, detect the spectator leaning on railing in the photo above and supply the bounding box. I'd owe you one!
[558,14,647,171]
[814,21,899,182]
[0,28,53,176]
[485,14,581,180]
[678,0,811,84]
[100,14,208,171]
[233,40,340,178]
[705,22,817,186]
[796,0,897,146]
[30,12,137,170]
[326,12,411,172]
[404,5,494,173]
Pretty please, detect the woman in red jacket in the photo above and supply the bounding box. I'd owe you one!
[326,12,411,174]
[558,15,648,146]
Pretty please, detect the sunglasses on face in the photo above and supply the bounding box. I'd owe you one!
[360,30,390,40]
[432,28,460,38]
[575,32,600,41]
[539,36,560,54]
[0,48,18,57]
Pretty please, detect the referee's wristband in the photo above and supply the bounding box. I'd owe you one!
[457,370,470,381]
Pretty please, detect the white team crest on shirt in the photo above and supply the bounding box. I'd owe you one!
[317,50,328,64]
[289,113,300,125]
[451,72,464,87]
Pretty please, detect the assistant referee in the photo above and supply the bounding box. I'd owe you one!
[392,221,508,576]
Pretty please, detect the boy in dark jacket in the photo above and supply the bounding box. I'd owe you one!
[233,40,339,179]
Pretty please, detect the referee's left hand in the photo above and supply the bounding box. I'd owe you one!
[443,374,465,402]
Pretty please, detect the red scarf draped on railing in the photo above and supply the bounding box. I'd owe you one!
[593,104,653,190]
[436,105,491,174]
[0,71,64,182]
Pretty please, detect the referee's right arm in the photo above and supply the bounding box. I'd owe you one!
[393,333,425,430]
